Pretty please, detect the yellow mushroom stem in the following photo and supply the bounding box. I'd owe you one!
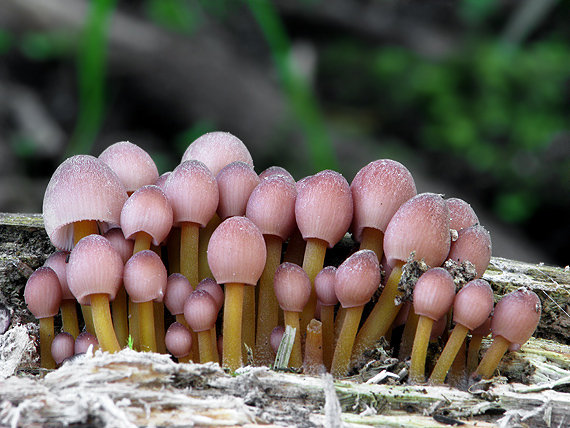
[154,302,166,354]
[198,215,221,280]
[359,227,384,261]
[180,221,200,288]
[198,330,216,363]
[474,335,512,379]
[409,315,434,383]
[429,323,470,384]
[60,299,80,339]
[111,286,129,347]
[466,333,486,375]
[39,317,56,369]
[74,220,99,336]
[320,304,335,371]
[284,310,303,368]
[331,305,365,378]
[304,319,324,376]
[299,237,328,331]
[138,300,157,353]
[223,282,245,372]
[242,286,256,362]
[90,293,121,353]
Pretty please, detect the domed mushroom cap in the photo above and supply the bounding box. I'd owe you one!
[196,277,224,311]
[43,250,72,300]
[102,228,134,265]
[270,326,285,354]
[43,155,128,251]
[295,170,353,248]
[314,266,338,307]
[165,160,219,228]
[154,172,170,192]
[123,250,168,303]
[216,161,260,220]
[452,279,494,330]
[75,332,99,354]
[491,287,541,349]
[182,132,253,176]
[207,216,266,286]
[350,159,416,242]
[51,332,75,365]
[165,322,193,358]
[447,225,492,279]
[413,267,456,321]
[120,185,173,246]
[164,273,193,316]
[246,174,297,240]
[447,198,479,232]
[384,193,451,269]
[335,250,381,308]
[98,141,159,193]
[184,289,219,332]
[259,166,295,183]
[66,234,124,305]
[273,262,312,313]
[24,266,63,319]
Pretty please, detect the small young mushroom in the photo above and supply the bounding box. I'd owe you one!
[474,288,541,379]
[273,262,312,368]
[75,332,99,354]
[24,266,63,369]
[207,216,266,371]
[270,326,285,355]
[429,279,494,384]
[216,161,260,221]
[295,170,353,330]
[314,266,338,371]
[331,250,381,378]
[184,289,220,363]
[123,250,168,353]
[246,174,297,365]
[51,332,75,366]
[409,268,456,383]
[350,159,416,259]
[447,198,479,232]
[259,166,295,182]
[165,322,193,363]
[353,193,451,361]
[66,235,124,353]
[447,225,492,279]
[196,277,224,363]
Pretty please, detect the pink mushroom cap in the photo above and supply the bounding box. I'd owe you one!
[51,332,76,364]
[216,161,260,220]
[207,216,266,286]
[384,193,451,269]
[165,322,193,358]
[335,250,381,308]
[413,267,456,321]
[165,160,219,228]
[246,174,298,241]
[66,234,124,305]
[183,289,219,332]
[270,325,285,354]
[24,266,63,319]
[164,273,193,316]
[259,166,295,183]
[273,262,312,313]
[196,278,224,311]
[43,155,128,251]
[447,225,492,279]
[181,131,253,176]
[447,198,479,232]
[75,331,100,354]
[452,279,494,330]
[314,266,338,307]
[491,287,541,350]
[350,159,417,242]
[295,170,353,248]
[102,228,135,265]
[123,250,168,303]
[120,185,173,246]
[43,250,72,300]
[98,141,159,193]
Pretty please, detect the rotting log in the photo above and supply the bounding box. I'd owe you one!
[2,212,570,427]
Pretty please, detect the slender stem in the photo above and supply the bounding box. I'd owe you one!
[359,227,384,261]
[111,285,129,347]
[300,237,328,331]
[39,317,56,369]
[242,285,256,363]
[332,305,365,378]
[352,261,404,360]
[90,293,121,353]
[399,305,419,360]
[198,215,221,280]
[466,333,485,375]
[255,234,283,366]
[475,335,511,379]
[409,315,434,383]
[74,220,98,337]
[284,310,303,368]
[81,304,96,336]
[60,299,79,339]
[176,313,199,362]
[429,323,470,385]
[138,300,157,353]
[198,330,216,363]
[223,283,245,372]
[321,305,335,371]
[334,307,347,345]
[304,319,324,376]
[154,302,166,354]
[180,221,200,288]
[133,230,153,254]
[210,327,219,363]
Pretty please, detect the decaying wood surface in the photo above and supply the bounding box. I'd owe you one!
[2,212,570,427]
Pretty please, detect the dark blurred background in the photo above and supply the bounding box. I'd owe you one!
[0,0,568,266]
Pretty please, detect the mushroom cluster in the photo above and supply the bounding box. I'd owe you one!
[25,133,541,385]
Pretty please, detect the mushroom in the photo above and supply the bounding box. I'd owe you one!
[273,262,312,368]
[304,319,325,376]
[429,279,494,384]
[24,266,63,369]
[474,288,541,379]
[246,174,297,365]
[447,225,492,279]
[207,216,266,371]
[314,266,338,371]
[295,170,353,330]
[195,277,224,363]
[66,234,124,353]
[75,332,99,354]
[350,159,416,259]
[51,332,75,366]
[353,193,450,361]
[165,322,193,363]
[447,198,479,232]
[184,289,220,363]
[331,250,381,378]
[409,268,456,383]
